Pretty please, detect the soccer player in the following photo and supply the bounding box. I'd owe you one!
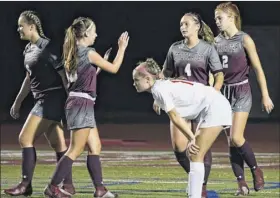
[4,10,75,196]
[132,58,232,198]
[214,2,274,195]
[44,17,129,198]
[154,12,224,197]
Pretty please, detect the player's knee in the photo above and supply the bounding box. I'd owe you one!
[18,133,33,147]
[230,135,245,147]
[172,139,187,152]
[67,146,85,159]
[50,140,67,152]
[189,152,204,162]
[203,150,212,166]
[48,141,59,151]
[46,134,67,152]
[95,142,102,153]
[45,134,58,150]
[88,141,102,155]
[173,144,183,152]
[226,135,234,146]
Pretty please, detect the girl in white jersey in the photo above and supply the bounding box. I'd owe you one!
[132,58,232,198]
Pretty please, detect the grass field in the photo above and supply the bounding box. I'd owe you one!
[1,150,279,197]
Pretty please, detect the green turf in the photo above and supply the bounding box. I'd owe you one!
[1,151,279,198]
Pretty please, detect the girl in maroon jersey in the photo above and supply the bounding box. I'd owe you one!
[214,2,274,195]
[4,10,74,197]
[154,12,224,197]
[44,17,129,198]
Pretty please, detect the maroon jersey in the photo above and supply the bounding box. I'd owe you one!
[67,46,97,97]
[214,31,250,84]
[163,39,223,85]
[23,38,63,99]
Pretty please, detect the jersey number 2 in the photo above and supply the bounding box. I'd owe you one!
[222,55,228,68]
[184,63,191,76]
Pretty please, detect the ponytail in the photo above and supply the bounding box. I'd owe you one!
[199,20,215,44]
[185,13,214,44]
[63,26,77,74]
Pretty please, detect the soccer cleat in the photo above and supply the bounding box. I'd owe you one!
[251,167,265,191]
[44,184,71,198]
[94,186,118,198]
[60,183,76,196]
[4,181,32,196]
[235,180,249,196]
[201,184,207,198]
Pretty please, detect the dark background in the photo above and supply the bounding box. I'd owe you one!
[0,1,279,124]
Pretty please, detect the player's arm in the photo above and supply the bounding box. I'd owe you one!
[154,87,195,141]
[213,72,224,91]
[208,71,214,86]
[89,32,129,74]
[96,47,112,75]
[243,34,269,98]
[47,49,69,92]
[243,34,274,113]
[162,45,175,78]
[209,45,224,90]
[57,69,69,92]
[88,49,124,74]
[54,62,69,92]
[14,72,31,104]
[167,109,196,141]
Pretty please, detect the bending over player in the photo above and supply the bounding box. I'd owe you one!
[132,58,232,198]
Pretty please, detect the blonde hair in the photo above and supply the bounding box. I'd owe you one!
[63,17,95,74]
[185,13,215,44]
[135,58,161,78]
[215,2,242,30]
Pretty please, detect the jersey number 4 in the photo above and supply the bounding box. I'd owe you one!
[184,63,191,76]
[222,55,228,68]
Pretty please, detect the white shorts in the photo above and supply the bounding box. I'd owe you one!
[196,93,232,129]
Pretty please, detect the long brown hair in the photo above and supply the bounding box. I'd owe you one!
[215,2,242,30]
[184,12,215,44]
[63,17,94,74]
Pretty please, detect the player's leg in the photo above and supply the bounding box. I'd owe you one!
[44,128,90,197]
[193,122,213,197]
[230,83,264,194]
[45,123,75,195]
[4,114,53,196]
[188,126,223,198]
[171,119,191,174]
[226,112,249,195]
[230,112,264,194]
[87,128,118,198]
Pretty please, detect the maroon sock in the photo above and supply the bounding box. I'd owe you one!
[51,155,73,185]
[230,146,245,181]
[22,147,37,184]
[174,149,190,174]
[203,149,212,185]
[56,150,73,184]
[87,155,104,188]
[237,141,258,170]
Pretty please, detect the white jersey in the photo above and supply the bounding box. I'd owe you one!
[151,79,223,120]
